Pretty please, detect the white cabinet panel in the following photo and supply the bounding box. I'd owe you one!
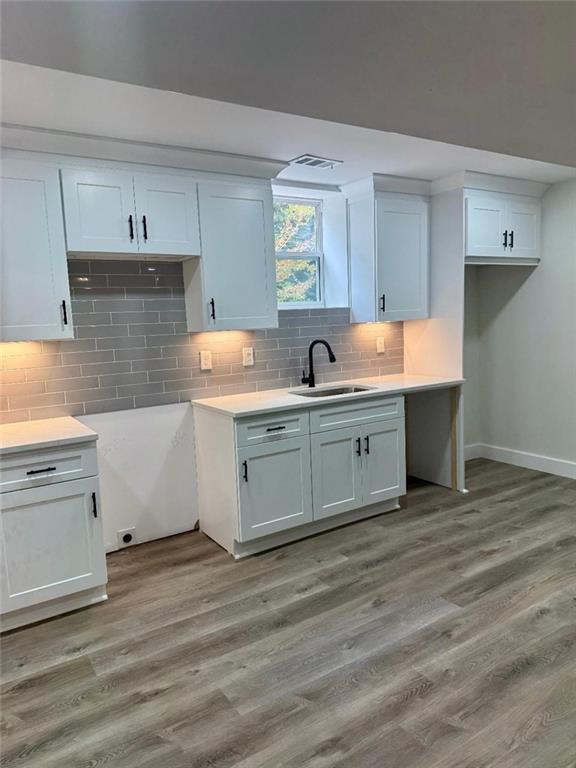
[465,196,507,258]
[506,199,540,261]
[362,418,406,505]
[0,477,107,614]
[197,182,277,330]
[1,160,73,341]
[376,195,429,321]
[465,192,541,263]
[133,174,200,256]
[61,169,138,254]
[311,426,364,520]
[238,436,312,541]
[348,191,429,323]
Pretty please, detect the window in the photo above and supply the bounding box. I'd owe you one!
[274,197,322,306]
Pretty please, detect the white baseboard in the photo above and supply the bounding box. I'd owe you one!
[465,443,576,480]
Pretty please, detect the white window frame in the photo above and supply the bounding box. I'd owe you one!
[274,196,324,309]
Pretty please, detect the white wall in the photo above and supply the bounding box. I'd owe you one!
[464,180,576,477]
[81,403,198,551]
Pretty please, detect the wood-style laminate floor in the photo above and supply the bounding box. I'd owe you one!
[2,459,576,768]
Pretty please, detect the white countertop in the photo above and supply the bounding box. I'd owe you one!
[192,374,464,418]
[0,416,98,455]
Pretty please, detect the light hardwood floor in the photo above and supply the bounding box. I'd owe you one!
[2,459,576,767]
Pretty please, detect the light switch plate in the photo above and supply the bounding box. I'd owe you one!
[242,347,255,367]
[200,350,212,371]
[376,337,386,354]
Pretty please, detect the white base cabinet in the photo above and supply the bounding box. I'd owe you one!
[0,434,107,630]
[194,395,406,557]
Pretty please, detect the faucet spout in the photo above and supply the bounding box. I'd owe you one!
[301,339,337,388]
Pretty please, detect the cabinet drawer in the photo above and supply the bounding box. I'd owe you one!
[236,411,310,447]
[310,396,404,433]
[0,442,98,494]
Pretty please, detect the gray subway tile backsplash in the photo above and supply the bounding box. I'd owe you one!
[1,260,404,423]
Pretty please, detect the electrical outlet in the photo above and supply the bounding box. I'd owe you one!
[117,527,137,549]
[200,350,212,371]
[242,347,255,367]
[376,337,386,354]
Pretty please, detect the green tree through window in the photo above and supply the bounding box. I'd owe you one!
[274,199,321,304]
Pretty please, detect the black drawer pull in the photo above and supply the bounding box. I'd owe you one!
[380,294,386,313]
[91,491,98,518]
[209,298,216,320]
[509,230,514,249]
[128,215,135,241]
[61,300,68,325]
[503,230,508,248]
[26,466,57,476]
[142,215,148,241]
[266,426,286,432]
[365,436,370,455]
[242,460,248,482]
[356,437,362,457]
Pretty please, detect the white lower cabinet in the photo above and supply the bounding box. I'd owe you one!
[311,417,405,520]
[238,437,312,541]
[194,395,406,557]
[311,426,364,519]
[0,434,107,630]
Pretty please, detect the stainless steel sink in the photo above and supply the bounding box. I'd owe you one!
[291,385,375,398]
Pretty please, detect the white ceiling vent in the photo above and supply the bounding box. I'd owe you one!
[289,154,343,170]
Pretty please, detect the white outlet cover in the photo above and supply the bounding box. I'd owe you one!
[242,347,255,367]
[200,350,213,371]
[377,337,386,354]
[117,527,137,548]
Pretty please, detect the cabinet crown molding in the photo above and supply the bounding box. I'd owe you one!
[432,171,549,199]
[341,174,431,199]
[1,123,288,180]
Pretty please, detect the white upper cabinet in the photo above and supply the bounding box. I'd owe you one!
[61,169,139,254]
[132,174,201,256]
[465,196,507,259]
[348,191,429,323]
[185,181,278,331]
[375,195,429,322]
[465,191,541,264]
[1,160,73,342]
[61,168,201,257]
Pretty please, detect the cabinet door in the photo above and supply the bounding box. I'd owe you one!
[61,169,138,254]
[133,173,201,256]
[1,160,73,341]
[238,436,312,541]
[506,198,541,261]
[0,478,107,614]
[465,196,507,258]
[362,418,406,506]
[198,182,277,330]
[376,195,429,321]
[311,426,364,520]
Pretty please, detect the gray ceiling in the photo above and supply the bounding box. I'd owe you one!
[2,1,575,167]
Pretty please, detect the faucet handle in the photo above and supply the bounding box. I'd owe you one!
[301,369,310,385]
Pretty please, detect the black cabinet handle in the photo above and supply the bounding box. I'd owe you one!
[365,436,370,455]
[509,230,514,250]
[355,437,362,457]
[91,491,98,518]
[503,230,508,248]
[266,426,286,432]
[128,215,135,241]
[142,215,148,241]
[242,460,248,482]
[380,294,386,313]
[26,466,56,476]
[61,299,68,325]
[209,298,216,320]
